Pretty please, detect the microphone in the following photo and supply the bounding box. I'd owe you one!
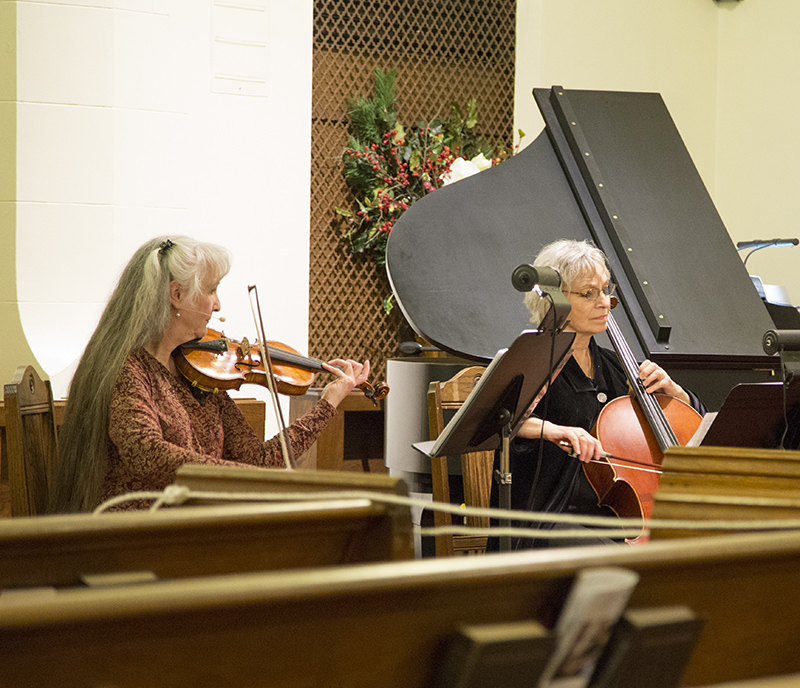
[737,238,799,251]
[763,329,800,355]
[511,264,562,292]
[511,264,572,333]
[397,341,439,356]
[180,307,226,323]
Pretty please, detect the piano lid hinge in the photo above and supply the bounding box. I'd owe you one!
[640,283,672,343]
[550,86,673,346]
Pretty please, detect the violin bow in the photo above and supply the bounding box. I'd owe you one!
[247,284,296,470]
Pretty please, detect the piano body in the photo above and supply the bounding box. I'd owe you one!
[382,87,782,497]
[386,86,779,410]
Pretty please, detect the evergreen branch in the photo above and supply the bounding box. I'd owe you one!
[338,67,520,279]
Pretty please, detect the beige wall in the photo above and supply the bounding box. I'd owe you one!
[1,1,41,384]
[515,0,800,304]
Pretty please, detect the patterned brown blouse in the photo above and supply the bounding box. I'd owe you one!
[101,348,335,507]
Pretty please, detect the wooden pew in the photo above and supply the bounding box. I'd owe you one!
[0,397,267,517]
[0,396,267,454]
[0,499,414,591]
[3,529,800,687]
[651,446,800,538]
[172,462,409,500]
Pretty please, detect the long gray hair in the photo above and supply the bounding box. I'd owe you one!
[524,239,610,325]
[49,236,231,513]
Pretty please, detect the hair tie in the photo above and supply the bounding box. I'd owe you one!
[158,239,174,257]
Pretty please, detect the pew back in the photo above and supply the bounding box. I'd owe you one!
[0,499,414,590]
[2,530,800,687]
[652,446,800,538]
[172,462,408,498]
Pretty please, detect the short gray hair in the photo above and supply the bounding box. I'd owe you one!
[523,239,610,325]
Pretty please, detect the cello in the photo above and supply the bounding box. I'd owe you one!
[583,312,703,543]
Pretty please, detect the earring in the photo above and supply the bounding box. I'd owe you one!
[176,310,181,318]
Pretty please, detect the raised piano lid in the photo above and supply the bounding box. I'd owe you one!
[386,86,775,371]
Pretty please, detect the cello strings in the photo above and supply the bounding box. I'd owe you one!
[606,314,678,448]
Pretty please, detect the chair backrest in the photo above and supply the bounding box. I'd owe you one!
[3,366,58,516]
[427,365,492,556]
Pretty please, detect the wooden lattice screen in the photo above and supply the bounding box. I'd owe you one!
[309,0,516,382]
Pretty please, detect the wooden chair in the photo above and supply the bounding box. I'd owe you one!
[427,365,493,556]
[3,365,57,516]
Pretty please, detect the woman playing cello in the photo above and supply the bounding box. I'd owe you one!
[50,236,370,513]
[489,239,706,549]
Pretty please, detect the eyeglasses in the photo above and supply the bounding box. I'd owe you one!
[565,283,617,301]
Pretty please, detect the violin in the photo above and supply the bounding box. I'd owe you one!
[173,328,389,405]
[583,312,703,544]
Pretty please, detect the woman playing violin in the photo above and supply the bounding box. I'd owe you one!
[490,239,705,549]
[50,236,370,513]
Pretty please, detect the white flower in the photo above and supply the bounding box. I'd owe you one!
[440,157,481,186]
[470,152,492,171]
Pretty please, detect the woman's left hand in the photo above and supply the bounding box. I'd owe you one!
[320,358,371,408]
[638,359,690,404]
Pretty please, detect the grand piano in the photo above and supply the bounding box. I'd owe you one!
[383,86,781,492]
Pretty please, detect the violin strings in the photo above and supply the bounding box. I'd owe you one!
[266,345,325,371]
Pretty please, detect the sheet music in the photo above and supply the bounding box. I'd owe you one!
[686,412,717,447]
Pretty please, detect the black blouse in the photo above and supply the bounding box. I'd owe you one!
[489,337,705,549]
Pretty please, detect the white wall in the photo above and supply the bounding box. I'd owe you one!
[5,0,313,435]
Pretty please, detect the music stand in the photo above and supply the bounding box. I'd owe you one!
[414,329,575,552]
[696,377,800,450]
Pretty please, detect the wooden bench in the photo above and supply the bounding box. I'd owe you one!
[0,396,267,451]
[172,462,408,500]
[3,529,800,687]
[0,498,414,591]
[0,396,267,516]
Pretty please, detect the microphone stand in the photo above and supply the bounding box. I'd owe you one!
[736,238,798,268]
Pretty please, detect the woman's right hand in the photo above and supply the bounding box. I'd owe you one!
[516,418,604,463]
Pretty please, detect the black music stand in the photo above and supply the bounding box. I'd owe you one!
[414,329,575,552]
[696,377,800,450]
